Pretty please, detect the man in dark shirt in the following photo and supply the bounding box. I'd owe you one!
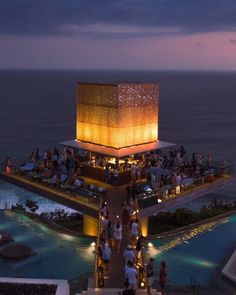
[146,258,155,295]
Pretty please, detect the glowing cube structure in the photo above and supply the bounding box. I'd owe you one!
[76,82,159,149]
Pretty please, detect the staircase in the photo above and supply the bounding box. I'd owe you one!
[76,288,160,295]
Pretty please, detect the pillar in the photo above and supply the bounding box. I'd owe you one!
[83,215,98,237]
[140,217,148,237]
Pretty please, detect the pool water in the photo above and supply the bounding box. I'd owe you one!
[170,183,236,212]
[0,210,94,279]
[0,179,77,214]
[148,214,236,285]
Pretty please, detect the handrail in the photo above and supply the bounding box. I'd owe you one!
[167,278,195,293]
[135,195,147,289]
[152,277,195,294]
[94,194,103,288]
[190,277,200,295]
[68,271,94,295]
[137,164,234,209]
[68,271,93,283]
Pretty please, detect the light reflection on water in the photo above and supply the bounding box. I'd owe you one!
[0,180,77,214]
[0,210,93,279]
[148,214,236,285]
[148,217,228,255]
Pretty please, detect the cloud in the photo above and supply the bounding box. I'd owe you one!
[0,0,236,38]
[229,39,236,44]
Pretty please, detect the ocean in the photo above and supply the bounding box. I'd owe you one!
[0,70,236,167]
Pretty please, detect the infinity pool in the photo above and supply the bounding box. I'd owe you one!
[171,182,236,212]
[148,214,236,286]
[0,210,94,279]
[0,179,77,214]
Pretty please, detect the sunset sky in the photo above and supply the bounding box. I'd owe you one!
[1,0,236,70]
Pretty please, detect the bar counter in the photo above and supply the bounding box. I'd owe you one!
[81,164,131,185]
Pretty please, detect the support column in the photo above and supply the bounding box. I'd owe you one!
[140,217,148,237]
[83,215,98,237]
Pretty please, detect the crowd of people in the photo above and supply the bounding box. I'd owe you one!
[26,146,82,185]
[97,199,167,295]
[129,145,216,191]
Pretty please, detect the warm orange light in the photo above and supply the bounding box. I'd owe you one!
[76,83,159,148]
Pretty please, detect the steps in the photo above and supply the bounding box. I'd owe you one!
[76,288,159,295]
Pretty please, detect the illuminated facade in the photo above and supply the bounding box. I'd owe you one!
[76,82,159,148]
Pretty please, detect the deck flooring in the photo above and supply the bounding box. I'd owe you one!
[103,185,131,288]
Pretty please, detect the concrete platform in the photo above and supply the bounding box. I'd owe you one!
[222,248,236,284]
[139,176,235,218]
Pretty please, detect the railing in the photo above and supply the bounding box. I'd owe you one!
[137,245,147,289]
[137,164,234,209]
[68,271,93,295]
[152,277,196,294]
[94,196,104,288]
[134,195,148,289]
[2,167,102,210]
[190,277,200,295]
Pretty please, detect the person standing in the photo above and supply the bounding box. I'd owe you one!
[135,235,144,263]
[146,258,155,295]
[43,150,48,168]
[123,244,134,266]
[102,243,111,278]
[130,163,137,183]
[136,162,142,181]
[122,201,130,228]
[130,218,139,246]
[159,261,167,295]
[113,217,122,254]
[125,261,137,294]
[106,220,114,248]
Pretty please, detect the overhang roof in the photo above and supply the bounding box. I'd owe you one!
[60,139,175,158]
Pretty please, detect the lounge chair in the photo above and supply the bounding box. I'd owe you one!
[44,173,68,185]
[20,162,35,172]
[73,178,84,188]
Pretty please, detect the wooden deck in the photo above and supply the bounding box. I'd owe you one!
[102,184,131,288]
[0,172,100,218]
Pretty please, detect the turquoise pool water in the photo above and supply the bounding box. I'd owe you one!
[171,183,236,212]
[148,214,236,286]
[0,179,77,214]
[0,210,94,279]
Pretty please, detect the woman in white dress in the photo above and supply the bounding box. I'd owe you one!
[113,217,122,254]
[130,218,140,246]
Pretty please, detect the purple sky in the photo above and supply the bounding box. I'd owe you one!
[1,0,236,70]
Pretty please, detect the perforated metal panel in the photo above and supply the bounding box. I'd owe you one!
[76,82,159,148]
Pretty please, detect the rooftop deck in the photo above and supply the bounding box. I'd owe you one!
[0,171,101,218]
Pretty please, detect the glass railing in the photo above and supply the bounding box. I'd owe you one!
[152,277,195,294]
[137,164,234,209]
[2,166,102,209]
[68,271,93,295]
[94,198,104,288]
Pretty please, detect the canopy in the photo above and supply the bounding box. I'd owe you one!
[61,139,175,158]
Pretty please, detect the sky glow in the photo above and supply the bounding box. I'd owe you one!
[0,0,236,70]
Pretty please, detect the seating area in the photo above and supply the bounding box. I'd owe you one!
[135,165,233,209]
[8,147,108,208]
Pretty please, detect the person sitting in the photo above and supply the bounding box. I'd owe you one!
[73,177,84,188]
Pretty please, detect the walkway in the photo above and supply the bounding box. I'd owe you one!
[103,185,131,288]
